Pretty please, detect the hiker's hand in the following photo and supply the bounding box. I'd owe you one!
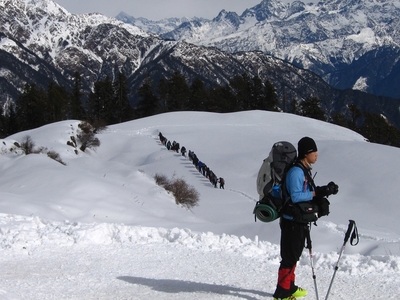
[327,181,339,195]
[315,185,329,197]
[315,182,338,197]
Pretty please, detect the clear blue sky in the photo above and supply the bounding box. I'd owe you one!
[53,0,263,20]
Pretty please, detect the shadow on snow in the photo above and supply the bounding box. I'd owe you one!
[117,276,271,299]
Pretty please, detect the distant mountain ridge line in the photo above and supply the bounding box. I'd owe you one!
[0,0,400,131]
[116,0,400,99]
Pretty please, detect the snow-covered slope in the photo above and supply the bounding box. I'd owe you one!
[1,111,400,299]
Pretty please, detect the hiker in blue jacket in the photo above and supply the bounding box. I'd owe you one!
[273,137,338,300]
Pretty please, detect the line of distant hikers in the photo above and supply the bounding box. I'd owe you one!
[158,132,225,189]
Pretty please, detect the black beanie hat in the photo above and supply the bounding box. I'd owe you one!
[298,137,318,158]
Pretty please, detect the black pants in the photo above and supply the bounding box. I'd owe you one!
[273,218,309,298]
[280,218,308,267]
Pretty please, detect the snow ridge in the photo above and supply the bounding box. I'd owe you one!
[1,213,399,276]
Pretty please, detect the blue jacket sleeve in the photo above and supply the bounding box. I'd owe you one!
[286,166,313,203]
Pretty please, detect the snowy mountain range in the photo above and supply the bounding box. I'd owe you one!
[1,0,400,128]
[118,0,400,99]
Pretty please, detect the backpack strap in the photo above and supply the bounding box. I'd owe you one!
[294,161,316,191]
[284,161,315,210]
[278,164,295,212]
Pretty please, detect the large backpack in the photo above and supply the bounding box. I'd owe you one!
[253,141,297,222]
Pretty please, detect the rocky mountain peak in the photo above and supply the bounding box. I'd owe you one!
[136,0,400,99]
[1,0,400,130]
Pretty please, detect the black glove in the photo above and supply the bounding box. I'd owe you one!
[315,181,339,197]
[327,181,339,195]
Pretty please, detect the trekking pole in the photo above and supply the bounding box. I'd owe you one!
[325,220,359,300]
[305,224,319,300]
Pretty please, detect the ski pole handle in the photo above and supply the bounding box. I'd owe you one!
[344,220,355,243]
[344,220,355,244]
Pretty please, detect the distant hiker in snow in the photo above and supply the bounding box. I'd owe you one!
[219,177,225,189]
[171,141,180,153]
[158,132,167,145]
[181,146,186,157]
[198,161,203,173]
[193,154,199,167]
[212,175,218,188]
[202,164,207,176]
[205,166,211,179]
[209,171,218,188]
